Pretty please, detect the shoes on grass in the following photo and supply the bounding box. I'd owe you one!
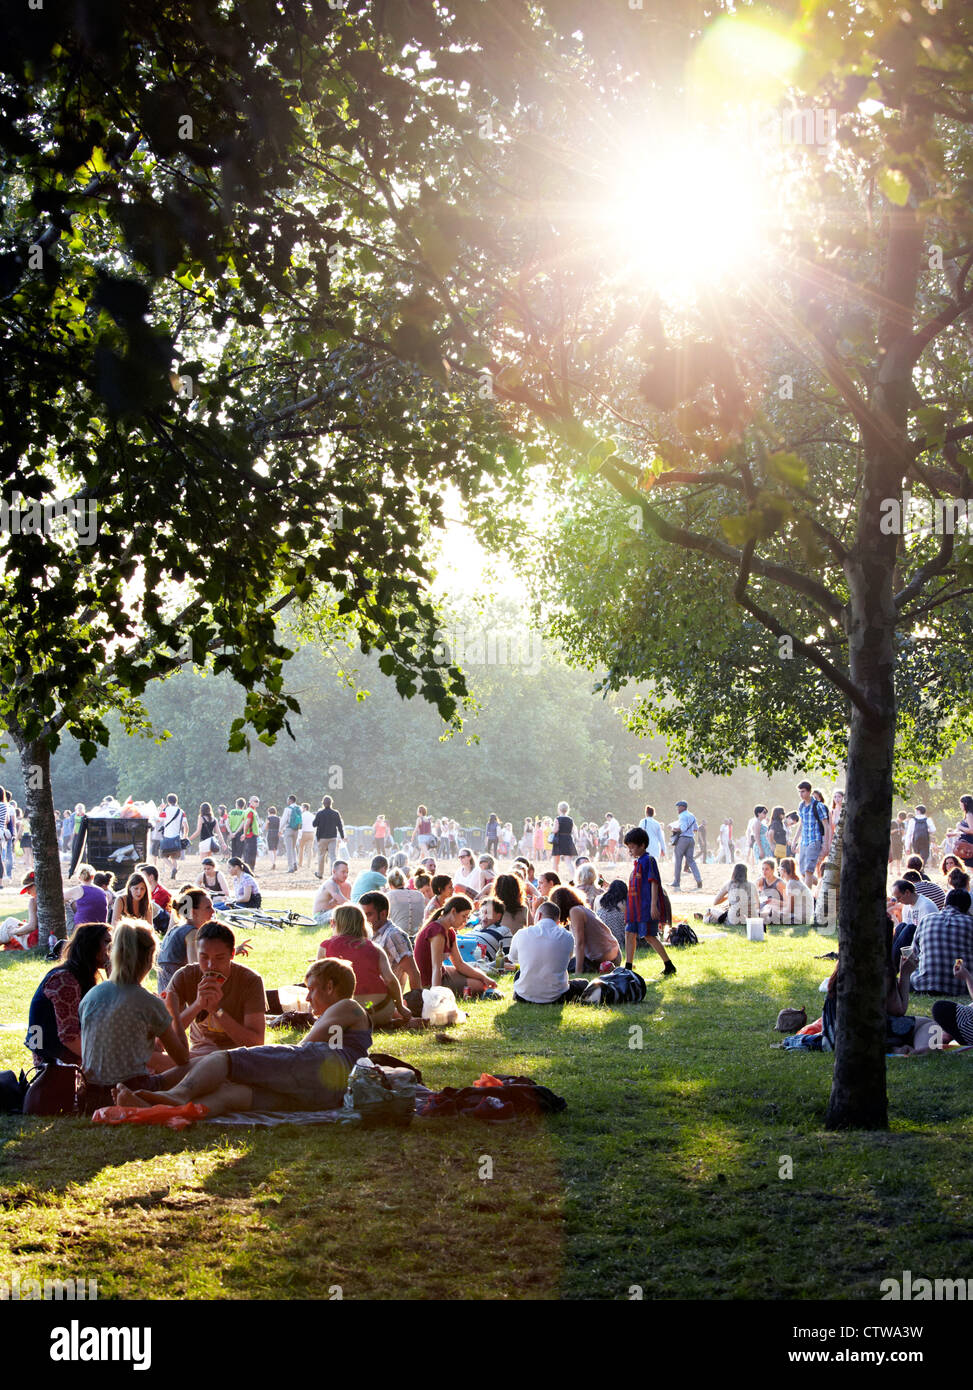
[662,963,677,977]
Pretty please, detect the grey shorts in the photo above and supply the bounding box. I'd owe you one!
[226,1036,369,1111]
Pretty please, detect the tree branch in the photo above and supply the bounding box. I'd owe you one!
[733,542,875,719]
[600,460,847,623]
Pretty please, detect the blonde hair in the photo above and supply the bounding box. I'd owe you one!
[576,864,597,887]
[77,863,95,883]
[306,957,356,999]
[387,868,406,889]
[557,801,569,815]
[110,919,157,986]
[332,903,370,940]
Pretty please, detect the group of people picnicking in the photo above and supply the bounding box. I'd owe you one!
[20,809,688,1116]
[16,782,973,1117]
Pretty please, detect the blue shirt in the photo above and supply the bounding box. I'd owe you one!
[677,810,697,837]
[797,800,828,845]
[351,870,388,902]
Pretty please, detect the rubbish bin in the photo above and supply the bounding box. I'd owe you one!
[69,816,149,878]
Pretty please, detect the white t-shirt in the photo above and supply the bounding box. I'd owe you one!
[159,805,186,838]
[301,810,315,833]
[904,892,938,927]
[508,919,573,1003]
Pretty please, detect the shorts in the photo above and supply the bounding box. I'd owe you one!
[227,1036,369,1111]
[799,841,822,877]
[626,920,659,940]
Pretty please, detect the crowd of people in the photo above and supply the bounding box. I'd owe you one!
[15,779,973,1116]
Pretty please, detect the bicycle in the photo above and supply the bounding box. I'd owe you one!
[216,905,320,933]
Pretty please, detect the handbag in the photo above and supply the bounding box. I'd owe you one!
[774,1006,808,1034]
[953,838,973,861]
[22,1062,81,1116]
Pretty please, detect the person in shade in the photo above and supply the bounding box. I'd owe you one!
[118,958,371,1116]
[27,922,112,1065]
[623,826,676,978]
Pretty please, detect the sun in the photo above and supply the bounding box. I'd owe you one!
[593,130,774,301]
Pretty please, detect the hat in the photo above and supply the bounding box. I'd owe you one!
[675,800,687,809]
[20,872,35,894]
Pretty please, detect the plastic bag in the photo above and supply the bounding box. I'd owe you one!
[421,986,466,1026]
[343,1059,415,1126]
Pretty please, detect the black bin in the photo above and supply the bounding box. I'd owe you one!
[69,816,150,878]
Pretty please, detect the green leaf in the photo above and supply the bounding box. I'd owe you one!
[878,168,910,206]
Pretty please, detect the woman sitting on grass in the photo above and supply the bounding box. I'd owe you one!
[155,886,208,997]
[757,859,786,926]
[779,858,814,924]
[27,922,112,1066]
[705,863,759,925]
[411,895,493,1001]
[549,885,621,972]
[79,920,189,1110]
[110,871,154,928]
[227,857,262,909]
[421,873,453,923]
[493,872,528,936]
[117,958,371,1116]
[595,879,629,955]
[317,903,415,1028]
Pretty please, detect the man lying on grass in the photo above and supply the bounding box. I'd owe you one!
[114,958,370,1116]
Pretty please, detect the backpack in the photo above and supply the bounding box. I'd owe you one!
[288,804,303,831]
[774,1005,808,1033]
[667,921,698,947]
[912,816,930,859]
[579,967,647,1005]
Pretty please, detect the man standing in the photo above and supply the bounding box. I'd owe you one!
[282,795,302,874]
[795,781,829,886]
[313,795,345,879]
[240,797,261,871]
[639,805,666,864]
[905,804,936,866]
[227,798,247,860]
[623,826,676,977]
[670,800,702,891]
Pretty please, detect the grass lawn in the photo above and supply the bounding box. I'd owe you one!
[2,902,972,1301]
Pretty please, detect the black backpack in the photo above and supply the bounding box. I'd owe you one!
[667,921,698,947]
[579,968,647,1005]
[0,1069,29,1113]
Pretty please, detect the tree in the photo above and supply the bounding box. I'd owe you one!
[327,1,973,1128]
[0,2,512,940]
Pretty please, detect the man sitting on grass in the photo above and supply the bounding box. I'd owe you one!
[117,958,370,1116]
[151,921,266,1085]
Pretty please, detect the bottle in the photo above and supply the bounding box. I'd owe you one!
[495,946,505,970]
[474,943,484,962]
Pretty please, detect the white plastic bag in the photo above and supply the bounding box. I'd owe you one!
[421,986,466,1026]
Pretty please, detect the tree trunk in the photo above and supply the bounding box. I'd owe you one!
[825,180,924,1129]
[825,604,895,1129]
[18,737,66,948]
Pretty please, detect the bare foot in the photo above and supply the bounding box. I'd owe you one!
[114,1084,151,1108]
[135,1088,182,1106]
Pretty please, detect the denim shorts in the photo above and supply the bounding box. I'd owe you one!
[227,1031,370,1111]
